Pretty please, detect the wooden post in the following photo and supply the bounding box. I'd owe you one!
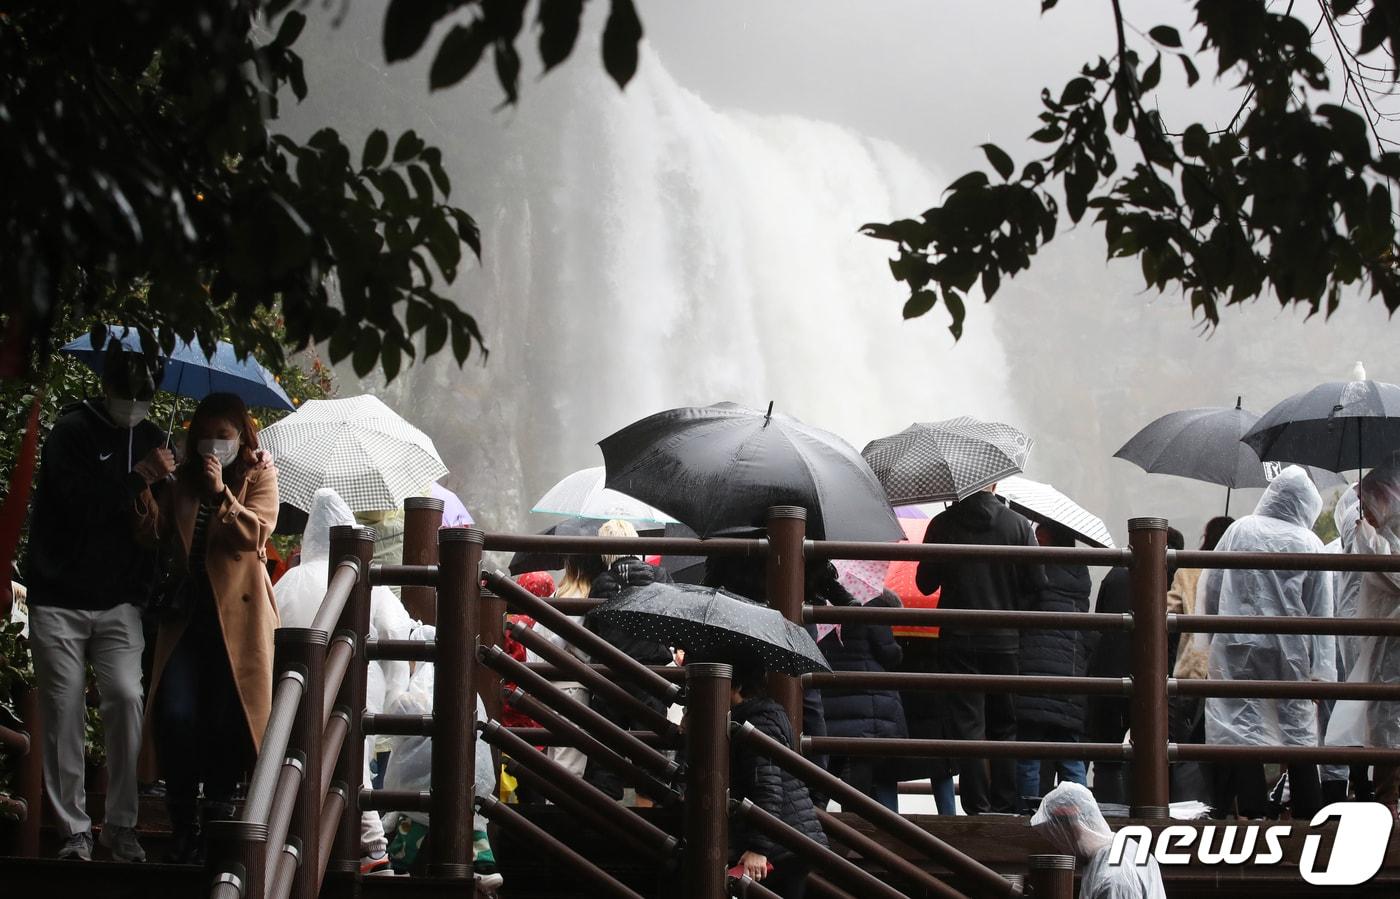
[1026,855,1074,899]
[684,663,732,899]
[401,496,444,625]
[330,526,377,876]
[430,527,483,877]
[1128,517,1170,817]
[765,506,807,743]
[479,586,506,725]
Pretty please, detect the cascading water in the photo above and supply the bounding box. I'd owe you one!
[309,37,1020,530]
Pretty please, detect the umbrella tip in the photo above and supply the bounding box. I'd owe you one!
[765,400,774,422]
[1235,395,1242,409]
[1353,361,1367,382]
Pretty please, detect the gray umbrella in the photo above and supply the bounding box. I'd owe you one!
[1242,364,1400,473]
[1117,398,1344,515]
[589,582,830,676]
[861,417,1033,504]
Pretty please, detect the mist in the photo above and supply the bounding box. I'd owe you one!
[278,1,1400,548]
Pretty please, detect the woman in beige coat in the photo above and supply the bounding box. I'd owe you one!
[143,392,279,862]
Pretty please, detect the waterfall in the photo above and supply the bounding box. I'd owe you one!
[337,45,1019,529]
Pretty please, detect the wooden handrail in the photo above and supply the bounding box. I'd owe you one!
[816,809,969,899]
[242,669,307,828]
[263,755,305,875]
[732,800,910,899]
[476,795,646,899]
[320,634,355,727]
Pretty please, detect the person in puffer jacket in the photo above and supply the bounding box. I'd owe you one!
[818,589,907,811]
[582,521,674,801]
[730,666,827,899]
[1015,523,1096,807]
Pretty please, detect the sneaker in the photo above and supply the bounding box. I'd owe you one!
[58,831,94,861]
[361,851,394,876]
[99,825,147,863]
[474,860,504,889]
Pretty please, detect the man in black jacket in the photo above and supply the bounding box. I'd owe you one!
[1015,523,1095,807]
[25,347,173,862]
[915,485,1044,814]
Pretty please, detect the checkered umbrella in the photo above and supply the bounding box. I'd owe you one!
[259,394,448,512]
[996,475,1116,549]
[862,417,1033,505]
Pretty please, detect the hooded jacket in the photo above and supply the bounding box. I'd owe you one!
[730,696,828,860]
[26,400,165,610]
[1016,563,1094,732]
[818,592,908,740]
[1201,466,1335,747]
[915,491,1045,651]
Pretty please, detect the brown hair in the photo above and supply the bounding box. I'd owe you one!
[180,392,260,491]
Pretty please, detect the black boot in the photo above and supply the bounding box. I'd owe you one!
[1322,779,1349,805]
[165,800,200,865]
[196,800,239,867]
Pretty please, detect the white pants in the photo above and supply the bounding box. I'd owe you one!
[28,604,145,836]
[545,686,590,778]
[361,737,386,855]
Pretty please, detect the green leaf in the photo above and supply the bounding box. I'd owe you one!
[902,289,937,319]
[272,10,306,49]
[362,130,388,168]
[408,164,434,205]
[352,330,381,377]
[1182,123,1209,157]
[425,209,462,277]
[1148,25,1182,48]
[1140,54,1162,93]
[494,40,522,105]
[429,21,489,91]
[945,170,990,194]
[943,291,966,340]
[981,267,1001,301]
[393,130,423,163]
[1060,77,1092,105]
[538,0,585,72]
[602,0,644,89]
[1178,54,1199,87]
[425,311,449,356]
[382,338,402,382]
[981,144,1015,181]
[449,208,482,260]
[384,0,451,63]
[1031,124,1063,143]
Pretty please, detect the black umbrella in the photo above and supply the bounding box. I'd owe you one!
[507,517,663,575]
[1243,364,1400,474]
[861,416,1033,504]
[589,582,830,676]
[654,522,707,585]
[1117,398,1345,515]
[599,402,902,542]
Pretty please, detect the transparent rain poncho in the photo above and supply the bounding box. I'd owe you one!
[273,488,421,715]
[1200,466,1336,747]
[1030,783,1165,899]
[1330,485,1365,677]
[1327,459,1400,748]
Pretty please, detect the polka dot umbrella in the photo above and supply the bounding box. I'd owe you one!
[589,582,830,676]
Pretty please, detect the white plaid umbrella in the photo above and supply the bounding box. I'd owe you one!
[259,395,448,512]
[532,466,679,524]
[862,417,1033,504]
[996,476,1116,549]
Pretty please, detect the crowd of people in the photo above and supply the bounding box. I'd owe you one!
[11,348,1400,897]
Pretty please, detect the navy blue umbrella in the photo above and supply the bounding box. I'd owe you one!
[60,327,295,411]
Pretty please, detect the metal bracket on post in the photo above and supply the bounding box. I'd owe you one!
[765,506,807,744]
[401,496,444,624]
[430,526,484,878]
[1128,517,1170,817]
[684,662,733,899]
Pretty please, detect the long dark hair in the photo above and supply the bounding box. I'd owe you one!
[1202,516,1234,551]
[180,392,260,490]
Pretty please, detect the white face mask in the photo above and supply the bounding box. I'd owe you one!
[106,398,151,429]
[197,438,241,467]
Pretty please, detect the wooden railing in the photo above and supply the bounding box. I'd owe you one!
[196,503,1400,898]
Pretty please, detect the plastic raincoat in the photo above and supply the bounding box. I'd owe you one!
[1200,466,1336,747]
[273,488,421,717]
[1330,485,1364,678]
[1030,783,1165,899]
[1326,460,1400,748]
